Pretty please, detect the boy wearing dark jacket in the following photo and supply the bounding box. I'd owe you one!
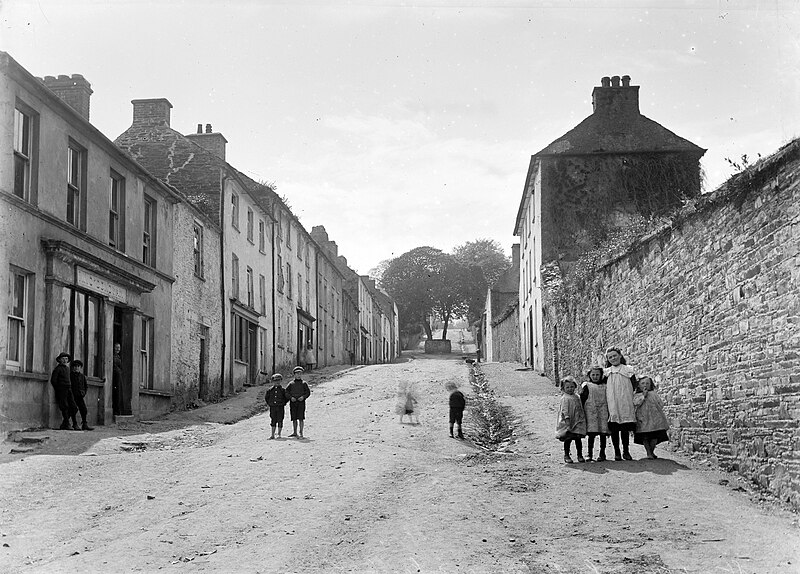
[446,382,466,439]
[286,366,311,438]
[265,374,288,439]
[50,352,78,430]
[70,360,93,431]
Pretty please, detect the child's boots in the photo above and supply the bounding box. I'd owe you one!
[597,449,607,462]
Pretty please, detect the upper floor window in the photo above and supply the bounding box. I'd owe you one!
[246,266,254,307]
[67,142,86,228]
[109,171,125,251]
[232,254,240,299]
[277,216,283,244]
[143,196,155,266]
[286,220,292,248]
[297,233,303,259]
[277,255,284,293]
[259,274,266,315]
[13,106,35,201]
[247,208,254,243]
[231,193,240,229]
[258,219,266,253]
[305,243,310,268]
[286,262,293,299]
[193,223,204,278]
[298,273,304,308]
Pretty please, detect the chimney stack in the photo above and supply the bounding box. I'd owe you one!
[131,98,173,127]
[511,243,520,269]
[591,74,639,116]
[185,123,227,160]
[42,74,93,121]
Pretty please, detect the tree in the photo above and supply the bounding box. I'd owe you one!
[381,247,477,341]
[453,239,511,287]
[453,239,510,324]
[367,259,392,286]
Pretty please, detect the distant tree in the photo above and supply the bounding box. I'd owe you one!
[453,239,511,287]
[453,239,509,324]
[368,259,392,286]
[381,247,477,341]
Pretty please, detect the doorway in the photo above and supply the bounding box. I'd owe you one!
[199,326,208,399]
[112,307,133,416]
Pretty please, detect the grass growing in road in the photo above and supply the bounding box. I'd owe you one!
[467,363,515,451]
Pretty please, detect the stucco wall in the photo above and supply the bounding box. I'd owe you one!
[542,141,800,507]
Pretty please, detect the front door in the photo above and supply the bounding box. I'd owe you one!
[112,307,133,416]
[248,323,258,385]
[198,328,208,399]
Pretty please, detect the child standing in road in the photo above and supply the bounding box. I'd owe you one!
[445,382,466,439]
[604,347,637,461]
[580,366,608,461]
[556,376,586,463]
[396,381,419,424]
[286,366,311,439]
[633,377,670,459]
[265,374,288,439]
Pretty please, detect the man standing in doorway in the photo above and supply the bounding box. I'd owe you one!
[286,366,311,438]
[112,343,123,415]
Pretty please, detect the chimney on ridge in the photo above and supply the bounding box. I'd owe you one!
[41,74,93,121]
[592,74,639,116]
[131,98,173,127]
[511,244,520,270]
[185,122,228,160]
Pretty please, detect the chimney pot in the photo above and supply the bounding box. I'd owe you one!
[601,76,611,88]
[621,75,631,87]
[42,73,94,121]
[196,123,203,134]
[205,123,212,133]
[611,75,621,87]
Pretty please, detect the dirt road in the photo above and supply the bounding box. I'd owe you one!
[1,345,798,573]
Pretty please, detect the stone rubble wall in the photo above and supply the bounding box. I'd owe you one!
[542,141,800,508]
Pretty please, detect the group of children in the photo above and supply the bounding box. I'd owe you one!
[264,366,312,439]
[556,347,670,463]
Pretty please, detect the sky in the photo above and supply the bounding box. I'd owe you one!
[3,0,799,274]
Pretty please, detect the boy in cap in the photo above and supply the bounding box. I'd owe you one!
[70,360,94,431]
[50,352,78,430]
[286,366,311,438]
[265,374,288,439]
[446,381,466,439]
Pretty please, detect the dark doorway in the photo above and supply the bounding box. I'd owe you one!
[199,326,208,400]
[112,307,133,416]
[248,323,258,385]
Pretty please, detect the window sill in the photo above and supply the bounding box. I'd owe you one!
[139,387,173,398]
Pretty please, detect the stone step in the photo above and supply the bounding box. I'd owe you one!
[17,436,49,445]
[114,415,136,426]
[9,446,34,454]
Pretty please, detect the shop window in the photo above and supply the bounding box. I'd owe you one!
[70,289,102,378]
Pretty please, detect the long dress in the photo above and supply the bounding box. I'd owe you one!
[604,364,636,430]
[633,390,670,445]
[581,381,610,436]
[556,393,586,441]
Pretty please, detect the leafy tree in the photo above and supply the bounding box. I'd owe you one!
[453,239,511,287]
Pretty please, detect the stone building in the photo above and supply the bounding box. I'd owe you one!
[115,104,274,394]
[0,53,181,431]
[480,244,521,363]
[513,75,705,372]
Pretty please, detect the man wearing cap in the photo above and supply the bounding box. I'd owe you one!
[265,374,288,439]
[286,366,312,438]
[50,352,78,430]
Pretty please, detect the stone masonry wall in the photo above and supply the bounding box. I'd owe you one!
[542,141,800,508]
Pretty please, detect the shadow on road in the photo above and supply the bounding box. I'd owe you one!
[566,457,690,475]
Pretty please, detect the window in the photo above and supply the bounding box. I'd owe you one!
[143,196,155,266]
[69,289,101,378]
[67,143,85,227]
[232,254,239,299]
[305,243,310,267]
[193,223,204,278]
[286,221,292,248]
[277,309,284,348]
[286,263,293,299]
[246,266,254,307]
[259,274,266,315]
[109,171,125,250]
[298,273,304,308]
[306,278,310,311]
[297,234,303,259]
[234,315,249,362]
[277,216,283,244]
[258,219,266,252]
[140,317,153,389]
[7,269,32,370]
[231,193,240,229]
[247,208,254,243]
[13,106,33,200]
[277,255,284,293]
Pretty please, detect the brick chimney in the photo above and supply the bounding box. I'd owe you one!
[592,74,639,116]
[41,74,93,121]
[185,123,227,161]
[511,243,520,269]
[131,98,173,127]
[311,225,329,243]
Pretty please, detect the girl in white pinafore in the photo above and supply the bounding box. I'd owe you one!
[580,366,610,461]
[604,347,637,461]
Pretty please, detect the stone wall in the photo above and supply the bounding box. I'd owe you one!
[492,301,521,363]
[542,140,800,508]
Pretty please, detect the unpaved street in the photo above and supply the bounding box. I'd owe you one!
[2,346,799,573]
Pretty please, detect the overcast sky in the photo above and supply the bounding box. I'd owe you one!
[3,1,799,273]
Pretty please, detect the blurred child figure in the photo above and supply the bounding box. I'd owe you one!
[604,347,637,461]
[633,377,670,459]
[445,382,466,439]
[396,381,419,424]
[265,373,288,439]
[70,360,93,431]
[556,376,587,463]
[580,366,608,461]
